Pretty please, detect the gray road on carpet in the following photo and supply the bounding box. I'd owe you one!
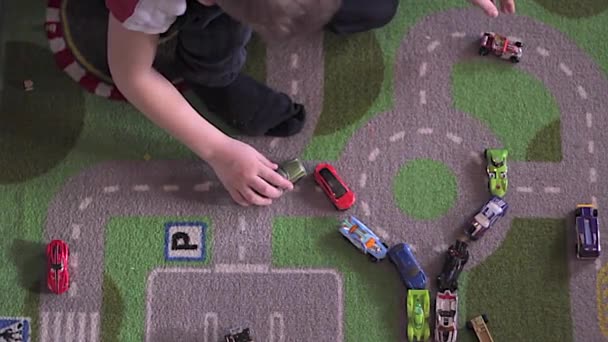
[38,8,607,342]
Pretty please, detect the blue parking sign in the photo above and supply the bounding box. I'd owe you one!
[164,221,207,261]
[0,317,30,342]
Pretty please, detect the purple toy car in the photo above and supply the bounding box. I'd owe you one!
[466,196,508,241]
[575,204,600,259]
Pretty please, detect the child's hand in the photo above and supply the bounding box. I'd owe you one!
[207,137,294,206]
[470,0,515,17]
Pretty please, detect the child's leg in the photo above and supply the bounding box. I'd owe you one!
[326,0,399,35]
[174,1,306,137]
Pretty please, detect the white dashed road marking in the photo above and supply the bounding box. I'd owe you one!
[40,312,50,342]
[427,40,440,52]
[238,216,247,232]
[586,112,593,128]
[90,312,100,342]
[71,224,81,240]
[70,252,78,269]
[544,187,561,194]
[417,128,433,135]
[419,62,427,77]
[592,196,598,207]
[590,168,597,183]
[419,90,427,105]
[270,138,280,149]
[215,264,269,273]
[163,185,179,192]
[53,311,63,342]
[103,185,119,193]
[359,173,367,188]
[588,141,595,154]
[291,80,299,96]
[559,63,573,76]
[269,312,285,342]
[368,148,380,162]
[134,185,150,192]
[577,85,588,99]
[516,186,533,193]
[451,31,466,38]
[69,282,78,298]
[65,312,75,342]
[470,151,483,165]
[361,201,371,217]
[203,312,218,342]
[194,182,213,192]
[78,312,86,342]
[290,53,299,69]
[389,131,405,142]
[536,46,550,57]
[446,133,463,144]
[238,245,246,261]
[78,197,92,211]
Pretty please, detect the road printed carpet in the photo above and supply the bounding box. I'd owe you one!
[1,0,608,341]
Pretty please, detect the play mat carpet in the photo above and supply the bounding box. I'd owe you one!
[2,0,608,341]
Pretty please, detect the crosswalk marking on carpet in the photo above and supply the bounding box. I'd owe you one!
[40,311,100,342]
[269,312,285,342]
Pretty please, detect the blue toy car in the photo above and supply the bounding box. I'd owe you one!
[388,243,427,289]
[466,196,509,241]
[575,204,600,259]
[339,216,389,262]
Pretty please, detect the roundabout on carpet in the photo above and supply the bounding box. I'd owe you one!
[45,0,186,100]
[393,158,457,220]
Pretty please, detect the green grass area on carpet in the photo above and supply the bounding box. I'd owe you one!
[393,158,458,220]
[101,216,213,342]
[452,60,563,162]
[272,216,404,342]
[458,218,573,341]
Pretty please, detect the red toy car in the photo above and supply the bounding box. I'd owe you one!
[47,240,70,294]
[314,163,355,210]
[479,32,523,63]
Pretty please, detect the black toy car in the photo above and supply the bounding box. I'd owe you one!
[437,240,470,291]
[225,327,253,342]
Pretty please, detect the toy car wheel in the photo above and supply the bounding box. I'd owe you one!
[515,41,523,47]
[368,254,380,263]
[482,314,489,323]
[593,209,599,217]
[575,208,582,216]
[510,56,520,63]
[479,47,489,56]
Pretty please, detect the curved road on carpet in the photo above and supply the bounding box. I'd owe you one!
[38,8,607,342]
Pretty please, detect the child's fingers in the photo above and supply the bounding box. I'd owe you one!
[257,153,278,169]
[471,0,499,17]
[501,0,515,13]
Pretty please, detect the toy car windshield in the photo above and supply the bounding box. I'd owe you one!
[51,263,63,271]
[319,168,347,198]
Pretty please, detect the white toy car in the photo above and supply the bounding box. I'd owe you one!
[435,290,458,342]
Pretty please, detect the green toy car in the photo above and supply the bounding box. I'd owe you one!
[485,148,508,197]
[407,289,431,342]
[277,158,307,184]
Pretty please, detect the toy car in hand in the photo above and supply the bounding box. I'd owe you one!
[479,32,523,63]
[224,327,253,342]
[277,158,307,184]
[437,240,469,291]
[435,290,459,342]
[466,196,509,241]
[575,204,600,259]
[314,163,355,210]
[407,289,431,342]
[388,243,427,289]
[485,148,508,197]
[339,216,388,262]
[46,239,70,294]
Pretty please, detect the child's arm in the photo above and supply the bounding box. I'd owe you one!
[106,13,293,206]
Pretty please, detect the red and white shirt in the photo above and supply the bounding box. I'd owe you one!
[106,0,187,34]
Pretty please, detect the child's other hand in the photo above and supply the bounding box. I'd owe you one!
[207,137,294,206]
[470,0,515,17]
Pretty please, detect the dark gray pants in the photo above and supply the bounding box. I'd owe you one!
[174,0,399,136]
